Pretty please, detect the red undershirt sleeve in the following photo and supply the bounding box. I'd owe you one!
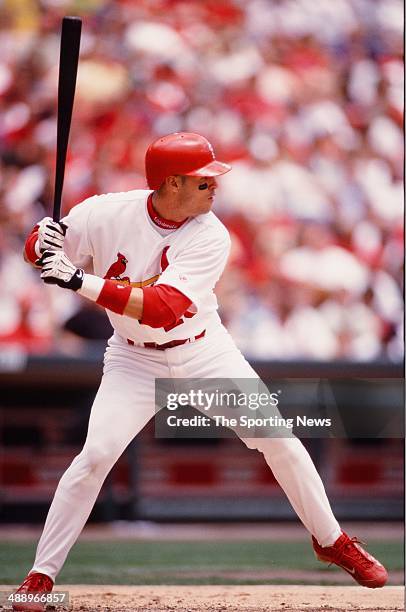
[24,226,40,265]
[141,284,192,328]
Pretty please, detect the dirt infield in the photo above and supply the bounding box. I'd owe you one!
[31,585,403,612]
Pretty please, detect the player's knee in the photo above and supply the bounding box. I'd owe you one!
[81,443,117,474]
[242,436,304,462]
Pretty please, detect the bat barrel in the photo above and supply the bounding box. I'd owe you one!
[53,16,82,222]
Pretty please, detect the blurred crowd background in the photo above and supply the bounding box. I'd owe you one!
[0,0,403,361]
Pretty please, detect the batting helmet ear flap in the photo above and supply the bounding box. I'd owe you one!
[145,132,231,190]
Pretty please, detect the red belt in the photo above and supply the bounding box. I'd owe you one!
[127,330,206,350]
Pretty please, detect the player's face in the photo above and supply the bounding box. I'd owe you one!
[178,175,218,216]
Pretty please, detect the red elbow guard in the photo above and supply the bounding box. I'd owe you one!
[96,280,132,315]
[141,284,192,328]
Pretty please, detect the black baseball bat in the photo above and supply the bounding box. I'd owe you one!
[53,16,82,222]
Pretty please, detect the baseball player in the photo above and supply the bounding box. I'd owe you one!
[14,133,387,610]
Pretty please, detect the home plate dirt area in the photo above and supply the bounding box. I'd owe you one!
[10,584,400,612]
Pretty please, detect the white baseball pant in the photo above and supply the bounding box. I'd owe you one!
[32,326,341,580]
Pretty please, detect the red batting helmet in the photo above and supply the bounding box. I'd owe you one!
[145,132,231,190]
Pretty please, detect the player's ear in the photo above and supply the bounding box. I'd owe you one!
[166,175,183,192]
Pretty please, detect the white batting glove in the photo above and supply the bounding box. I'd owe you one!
[39,250,84,291]
[36,217,67,256]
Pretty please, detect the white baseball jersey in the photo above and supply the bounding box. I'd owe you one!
[32,196,343,584]
[61,190,231,344]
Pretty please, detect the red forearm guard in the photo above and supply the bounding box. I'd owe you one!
[96,280,132,315]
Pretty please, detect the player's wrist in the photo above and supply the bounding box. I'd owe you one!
[77,274,105,301]
[78,275,133,315]
[67,267,84,291]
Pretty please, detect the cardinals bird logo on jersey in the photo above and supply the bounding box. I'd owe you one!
[104,252,130,283]
[103,247,171,288]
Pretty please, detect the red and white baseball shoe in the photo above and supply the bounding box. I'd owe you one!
[312,531,388,588]
[12,572,54,611]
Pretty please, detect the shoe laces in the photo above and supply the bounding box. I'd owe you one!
[333,536,373,569]
[21,573,53,592]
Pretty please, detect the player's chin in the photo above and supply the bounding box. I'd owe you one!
[201,198,215,212]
